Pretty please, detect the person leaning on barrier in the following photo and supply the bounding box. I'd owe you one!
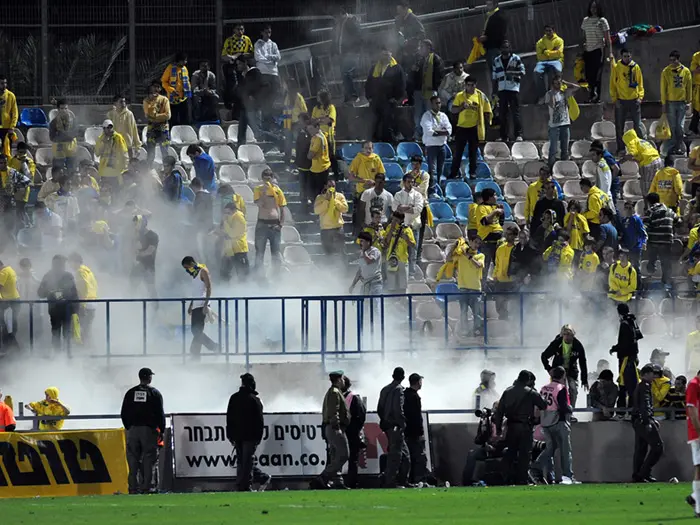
[342,377,367,489]
[0,388,16,432]
[226,373,271,492]
[589,369,619,421]
[317,370,350,490]
[27,386,70,431]
[377,367,411,488]
[494,370,547,486]
[540,325,589,412]
[120,367,165,495]
[631,364,664,483]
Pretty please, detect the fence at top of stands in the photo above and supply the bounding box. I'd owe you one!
[1,291,694,368]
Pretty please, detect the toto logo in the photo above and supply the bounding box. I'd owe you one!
[0,439,112,487]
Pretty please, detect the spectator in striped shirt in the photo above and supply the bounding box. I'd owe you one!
[492,40,525,143]
[643,192,677,289]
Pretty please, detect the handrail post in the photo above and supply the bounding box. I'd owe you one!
[217,298,223,357]
[356,297,362,354]
[341,299,346,353]
[443,294,449,348]
[235,299,240,354]
[320,299,327,366]
[225,299,230,364]
[181,300,187,364]
[407,295,413,350]
[142,300,147,355]
[483,292,488,346]
[333,299,338,354]
[105,300,111,363]
[281,298,287,354]
[519,292,525,347]
[28,302,34,354]
[380,296,385,360]
[244,299,250,371]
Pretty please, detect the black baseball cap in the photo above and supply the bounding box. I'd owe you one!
[408,373,423,384]
[139,367,155,379]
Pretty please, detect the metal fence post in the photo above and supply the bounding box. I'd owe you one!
[128,0,136,104]
[215,0,224,93]
[41,0,49,104]
[142,300,147,355]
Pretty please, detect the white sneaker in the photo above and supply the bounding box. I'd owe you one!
[561,476,581,485]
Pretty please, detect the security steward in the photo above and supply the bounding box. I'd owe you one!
[631,364,664,483]
[120,367,165,495]
[226,373,271,492]
[494,370,547,485]
[318,370,350,489]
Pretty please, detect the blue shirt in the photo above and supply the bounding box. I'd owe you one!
[620,214,647,251]
[163,170,183,202]
[599,222,619,250]
[193,152,216,191]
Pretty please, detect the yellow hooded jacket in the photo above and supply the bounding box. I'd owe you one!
[94,131,129,179]
[650,167,683,209]
[661,64,692,104]
[691,51,700,112]
[222,210,248,256]
[314,190,349,230]
[29,387,69,431]
[583,185,609,225]
[610,60,645,102]
[608,261,637,302]
[536,33,564,64]
[76,264,98,304]
[651,376,671,417]
[623,129,659,167]
[0,89,18,129]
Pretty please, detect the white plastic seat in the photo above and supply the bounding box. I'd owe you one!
[504,180,528,201]
[552,160,580,181]
[83,126,102,147]
[563,180,586,199]
[170,125,200,146]
[284,245,312,266]
[209,145,238,164]
[582,160,597,180]
[624,120,648,137]
[420,243,446,263]
[435,223,463,245]
[570,140,592,159]
[425,262,449,285]
[591,121,616,141]
[154,146,178,165]
[635,199,645,216]
[75,145,93,164]
[523,161,545,182]
[227,123,256,144]
[422,226,436,244]
[27,128,51,148]
[232,184,254,203]
[220,164,247,183]
[180,147,193,168]
[199,124,227,145]
[281,225,302,244]
[137,147,147,162]
[35,147,53,167]
[483,142,511,161]
[246,205,259,225]
[620,160,640,178]
[514,201,526,223]
[238,144,265,164]
[494,161,521,183]
[675,158,690,175]
[541,141,567,161]
[639,315,666,336]
[510,141,539,161]
[12,128,24,144]
[622,180,643,201]
[247,164,271,182]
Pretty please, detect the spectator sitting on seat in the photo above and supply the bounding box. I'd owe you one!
[192,60,219,123]
[474,370,499,410]
[349,141,386,233]
[360,173,393,227]
[650,348,674,382]
[650,364,672,419]
[186,145,216,192]
[578,235,600,291]
[438,60,467,112]
[161,156,183,203]
[608,247,637,304]
[650,155,683,213]
[661,375,687,420]
[589,369,619,421]
[534,24,565,104]
[542,230,574,280]
[107,94,142,157]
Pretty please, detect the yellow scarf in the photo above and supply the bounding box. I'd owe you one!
[372,57,398,78]
[436,238,468,280]
[468,37,486,65]
[422,53,435,99]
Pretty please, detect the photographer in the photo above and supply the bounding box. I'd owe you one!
[462,404,505,486]
[382,211,416,295]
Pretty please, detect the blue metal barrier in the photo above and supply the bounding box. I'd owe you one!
[0,292,691,368]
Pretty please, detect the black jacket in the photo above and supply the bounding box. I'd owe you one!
[610,314,641,360]
[631,380,653,424]
[541,335,589,384]
[493,380,546,431]
[483,9,508,50]
[530,197,566,239]
[120,384,165,431]
[343,390,367,445]
[404,387,424,438]
[226,386,264,444]
[410,53,445,93]
[295,129,312,171]
[365,63,406,102]
[37,269,79,314]
[509,242,540,281]
[239,67,263,105]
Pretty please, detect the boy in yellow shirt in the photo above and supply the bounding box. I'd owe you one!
[578,236,600,292]
[307,120,331,199]
[649,155,683,212]
[454,235,486,337]
[564,200,590,264]
[314,180,349,258]
[360,209,386,249]
[534,24,564,103]
[543,230,575,280]
[661,50,692,156]
[220,202,249,281]
[610,48,645,153]
[450,75,490,179]
[608,248,637,303]
[382,211,415,295]
[348,141,386,233]
[491,226,518,320]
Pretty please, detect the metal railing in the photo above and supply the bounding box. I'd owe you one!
[2,291,695,368]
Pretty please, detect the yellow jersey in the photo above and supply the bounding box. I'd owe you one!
[650,167,684,208]
[221,35,254,56]
[222,210,248,255]
[661,64,692,104]
[543,243,575,279]
[475,203,503,241]
[360,225,386,249]
[583,186,609,225]
[253,182,287,208]
[622,129,659,167]
[691,147,700,176]
[0,89,18,129]
[453,91,483,129]
[608,261,637,302]
[310,133,331,173]
[493,243,514,282]
[76,264,98,301]
[384,224,415,264]
[579,251,600,273]
[314,191,349,230]
[349,153,385,195]
[609,60,645,102]
[456,250,485,291]
[0,266,19,300]
[8,155,36,183]
[311,105,337,141]
[28,398,69,431]
[564,212,590,250]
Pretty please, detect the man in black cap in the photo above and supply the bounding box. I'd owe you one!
[631,364,664,482]
[650,348,674,381]
[120,368,165,494]
[377,367,410,488]
[610,302,642,415]
[319,370,350,489]
[226,373,271,492]
[404,372,428,486]
[494,370,547,485]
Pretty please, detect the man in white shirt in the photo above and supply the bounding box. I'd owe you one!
[590,146,613,205]
[191,60,219,122]
[420,95,452,197]
[350,231,383,296]
[393,175,425,275]
[360,173,393,226]
[254,24,282,129]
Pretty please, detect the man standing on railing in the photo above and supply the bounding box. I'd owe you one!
[121,367,165,495]
[181,256,220,359]
[37,255,79,351]
[332,6,364,106]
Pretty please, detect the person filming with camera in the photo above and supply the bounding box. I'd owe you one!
[382,211,415,295]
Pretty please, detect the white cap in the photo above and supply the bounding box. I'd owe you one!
[102,119,114,128]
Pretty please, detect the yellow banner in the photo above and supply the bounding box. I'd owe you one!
[0,429,128,498]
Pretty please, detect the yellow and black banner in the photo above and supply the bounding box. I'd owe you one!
[0,429,128,498]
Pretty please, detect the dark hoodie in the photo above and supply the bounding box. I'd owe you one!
[226,385,264,444]
[610,313,641,360]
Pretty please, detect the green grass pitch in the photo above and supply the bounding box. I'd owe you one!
[3,484,696,524]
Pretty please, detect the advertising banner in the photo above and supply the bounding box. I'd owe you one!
[173,412,432,478]
[0,429,128,498]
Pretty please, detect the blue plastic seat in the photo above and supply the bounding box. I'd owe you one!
[340,143,362,161]
[384,162,405,181]
[444,144,453,161]
[374,142,397,161]
[444,181,473,205]
[498,200,514,221]
[474,180,503,198]
[461,147,484,161]
[442,160,453,180]
[20,108,49,128]
[464,161,492,180]
[429,184,445,202]
[435,282,460,309]
[455,201,470,224]
[397,142,423,164]
[429,201,456,225]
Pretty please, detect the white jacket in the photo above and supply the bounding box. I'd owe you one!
[392,188,425,229]
[254,39,281,76]
[421,110,452,147]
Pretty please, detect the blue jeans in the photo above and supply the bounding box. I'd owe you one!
[663,101,687,155]
[426,145,446,193]
[548,125,570,166]
[254,220,282,268]
[341,54,359,102]
[413,91,429,141]
[615,99,644,152]
[534,61,562,101]
[537,421,573,480]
